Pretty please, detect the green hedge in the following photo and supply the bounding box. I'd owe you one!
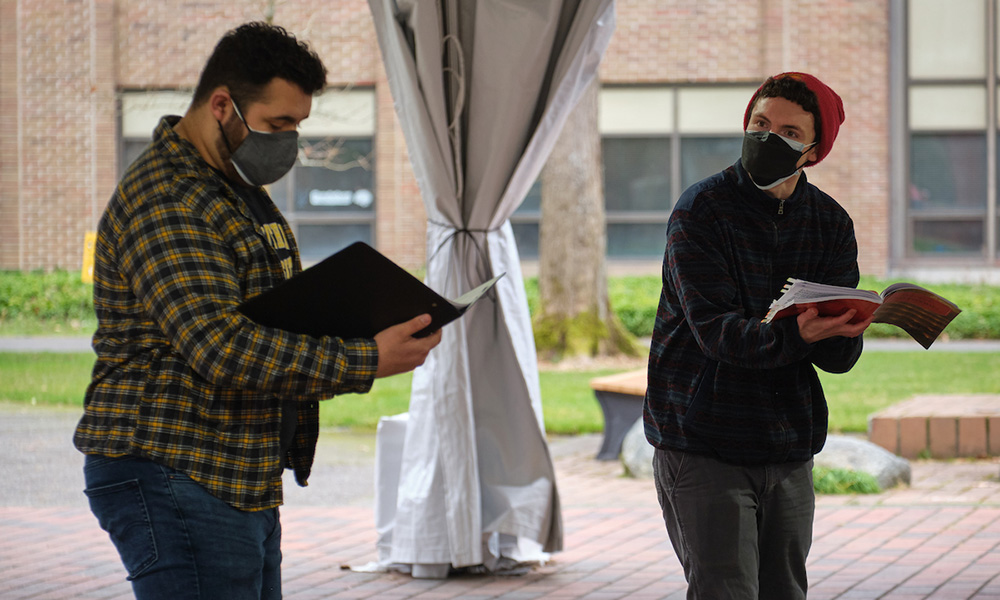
[0,270,96,334]
[0,270,93,320]
[526,274,1000,340]
[2,269,999,340]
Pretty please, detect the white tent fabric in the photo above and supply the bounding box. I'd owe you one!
[367,0,616,572]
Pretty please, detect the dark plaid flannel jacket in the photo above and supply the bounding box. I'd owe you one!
[74,117,378,511]
[644,161,864,465]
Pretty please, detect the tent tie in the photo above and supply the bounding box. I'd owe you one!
[426,219,499,267]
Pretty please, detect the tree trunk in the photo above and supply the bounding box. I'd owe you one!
[535,78,637,360]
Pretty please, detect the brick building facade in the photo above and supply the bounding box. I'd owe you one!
[1,0,996,280]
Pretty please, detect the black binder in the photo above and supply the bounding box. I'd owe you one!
[238,242,503,339]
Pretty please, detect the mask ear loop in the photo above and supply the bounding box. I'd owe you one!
[229,96,254,134]
[799,140,819,167]
[215,97,256,186]
[216,95,246,156]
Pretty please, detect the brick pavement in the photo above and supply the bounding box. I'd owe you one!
[2,409,1000,599]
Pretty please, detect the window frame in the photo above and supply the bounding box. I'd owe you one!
[513,84,753,261]
[893,0,1000,266]
[267,135,377,263]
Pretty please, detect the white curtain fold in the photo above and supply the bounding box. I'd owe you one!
[367,0,616,571]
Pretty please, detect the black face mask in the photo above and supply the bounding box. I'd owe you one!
[740,130,814,190]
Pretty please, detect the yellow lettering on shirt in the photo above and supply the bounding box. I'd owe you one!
[259,223,294,279]
[260,223,290,252]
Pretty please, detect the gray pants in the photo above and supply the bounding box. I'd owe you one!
[652,448,814,600]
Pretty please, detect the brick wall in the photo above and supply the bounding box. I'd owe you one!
[111,0,426,268]
[1,0,891,275]
[603,0,766,82]
[1,0,117,272]
[0,0,19,268]
[781,1,891,278]
[602,0,891,275]
[373,60,426,268]
[93,0,118,253]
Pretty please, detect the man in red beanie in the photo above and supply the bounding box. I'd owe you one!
[643,72,871,599]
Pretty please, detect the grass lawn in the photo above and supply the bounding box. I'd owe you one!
[322,367,622,434]
[0,352,95,405]
[2,350,997,435]
[0,316,97,337]
[818,350,1000,432]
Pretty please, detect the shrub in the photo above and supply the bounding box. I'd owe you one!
[857,277,1000,341]
[0,270,93,320]
[2,270,999,340]
[526,274,1000,340]
[812,465,881,494]
[608,276,661,337]
[525,275,660,338]
[0,270,95,334]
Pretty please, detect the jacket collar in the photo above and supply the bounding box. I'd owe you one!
[732,159,808,215]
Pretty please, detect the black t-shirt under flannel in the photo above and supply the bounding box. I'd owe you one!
[232,184,298,466]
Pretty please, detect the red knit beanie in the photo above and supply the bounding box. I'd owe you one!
[743,72,845,166]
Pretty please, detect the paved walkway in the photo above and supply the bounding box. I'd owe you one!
[1,404,999,599]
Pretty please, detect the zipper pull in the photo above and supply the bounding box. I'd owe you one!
[778,198,785,215]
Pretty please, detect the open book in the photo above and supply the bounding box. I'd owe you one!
[239,242,503,339]
[763,278,961,349]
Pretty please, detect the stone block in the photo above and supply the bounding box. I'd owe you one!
[929,417,957,459]
[898,417,927,459]
[867,395,1000,459]
[868,417,897,455]
[815,435,911,490]
[621,418,653,479]
[959,417,989,458]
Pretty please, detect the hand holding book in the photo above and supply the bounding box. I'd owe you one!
[238,242,504,340]
[374,313,443,378]
[763,278,961,349]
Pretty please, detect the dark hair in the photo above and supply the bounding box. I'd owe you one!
[191,22,327,107]
[750,75,821,142]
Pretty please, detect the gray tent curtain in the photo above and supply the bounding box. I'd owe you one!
[368,0,615,572]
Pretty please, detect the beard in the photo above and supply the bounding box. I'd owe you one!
[215,114,251,186]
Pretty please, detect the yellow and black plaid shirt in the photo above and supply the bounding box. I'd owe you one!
[74,117,378,511]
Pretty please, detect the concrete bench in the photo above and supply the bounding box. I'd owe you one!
[868,395,1000,459]
[590,368,647,460]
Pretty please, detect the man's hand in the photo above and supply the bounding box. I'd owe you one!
[373,314,443,378]
[796,307,873,344]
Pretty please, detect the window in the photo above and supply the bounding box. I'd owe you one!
[601,135,673,258]
[513,85,753,260]
[119,88,376,264]
[904,0,998,260]
[268,89,376,262]
[511,181,541,258]
[120,90,192,173]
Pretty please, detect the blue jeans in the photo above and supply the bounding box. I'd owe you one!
[83,454,282,600]
[652,448,814,600]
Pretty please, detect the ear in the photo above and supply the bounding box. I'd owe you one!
[208,88,233,122]
[805,142,820,165]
